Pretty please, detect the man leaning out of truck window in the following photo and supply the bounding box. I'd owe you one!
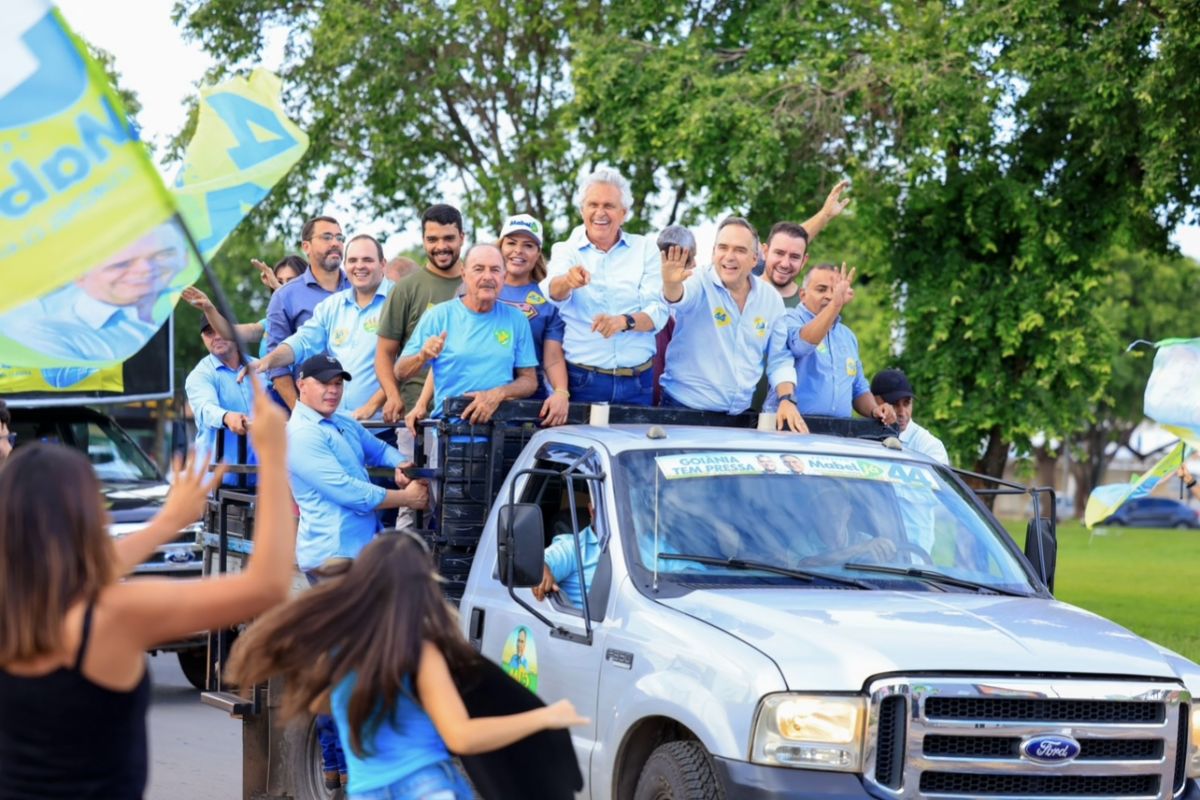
[533,502,601,608]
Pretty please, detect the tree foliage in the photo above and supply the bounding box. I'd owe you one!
[173,0,592,237]
[171,0,1200,477]
[574,0,1200,474]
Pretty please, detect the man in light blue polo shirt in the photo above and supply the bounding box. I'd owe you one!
[540,166,667,405]
[255,234,391,421]
[185,318,256,481]
[287,354,429,574]
[397,244,538,423]
[781,263,896,424]
[659,217,807,432]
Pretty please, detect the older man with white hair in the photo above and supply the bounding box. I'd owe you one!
[541,167,667,405]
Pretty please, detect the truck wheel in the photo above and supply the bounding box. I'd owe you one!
[176,648,210,692]
[284,715,342,800]
[633,741,725,800]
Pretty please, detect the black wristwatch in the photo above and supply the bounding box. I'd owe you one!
[777,393,795,405]
[623,313,636,331]
[1188,478,1198,490]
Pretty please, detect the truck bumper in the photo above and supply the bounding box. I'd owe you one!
[713,760,1200,800]
[712,757,871,798]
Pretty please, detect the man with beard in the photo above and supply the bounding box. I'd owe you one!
[265,216,350,409]
[779,263,896,425]
[375,204,466,424]
[396,244,537,424]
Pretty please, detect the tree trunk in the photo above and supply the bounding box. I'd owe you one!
[972,426,1009,510]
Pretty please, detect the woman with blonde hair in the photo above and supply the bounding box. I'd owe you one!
[0,381,295,799]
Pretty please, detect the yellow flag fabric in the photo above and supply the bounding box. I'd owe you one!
[0,0,176,314]
[172,68,309,260]
[1084,441,1187,528]
[0,3,306,391]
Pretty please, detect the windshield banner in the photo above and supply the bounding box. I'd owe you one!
[655,452,940,489]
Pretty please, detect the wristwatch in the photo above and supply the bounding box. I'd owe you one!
[623,313,636,331]
[777,393,795,405]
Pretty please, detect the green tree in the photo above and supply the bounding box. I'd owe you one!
[173,0,591,237]
[573,0,1200,476]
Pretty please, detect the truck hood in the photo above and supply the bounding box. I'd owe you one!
[659,589,1185,690]
[103,482,168,527]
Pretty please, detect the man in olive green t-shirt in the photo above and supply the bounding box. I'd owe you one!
[375,204,465,425]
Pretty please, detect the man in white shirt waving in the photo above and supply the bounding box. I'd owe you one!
[871,368,949,465]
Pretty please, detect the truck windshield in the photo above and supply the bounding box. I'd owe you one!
[71,417,161,483]
[615,449,1036,595]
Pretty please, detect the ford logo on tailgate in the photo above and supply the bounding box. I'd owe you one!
[1021,735,1081,764]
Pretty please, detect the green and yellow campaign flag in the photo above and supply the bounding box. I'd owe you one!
[0,0,175,314]
[172,68,308,261]
[1144,337,1200,452]
[1084,441,1187,529]
[0,2,307,392]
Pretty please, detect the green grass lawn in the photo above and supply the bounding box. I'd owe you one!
[1002,519,1200,664]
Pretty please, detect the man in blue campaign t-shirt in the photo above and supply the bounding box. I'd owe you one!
[398,244,539,422]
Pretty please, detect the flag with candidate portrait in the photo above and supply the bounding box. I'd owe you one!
[0,0,307,393]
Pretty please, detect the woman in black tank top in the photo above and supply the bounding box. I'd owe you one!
[0,381,297,799]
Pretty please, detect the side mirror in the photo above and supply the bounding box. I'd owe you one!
[1024,517,1057,593]
[497,503,544,588]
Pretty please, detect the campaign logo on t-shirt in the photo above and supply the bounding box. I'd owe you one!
[503,299,538,320]
[331,327,349,346]
[753,317,767,337]
[846,357,857,376]
[362,315,379,334]
[525,290,546,305]
[495,329,513,346]
[712,307,731,328]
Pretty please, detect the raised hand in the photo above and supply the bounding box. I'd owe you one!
[181,286,215,312]
[160,451,227,530]
[821,179,852,220]
[252,259,282,291]
[247,375,287,457]
[660,245,694,285]
[832,262,857,308]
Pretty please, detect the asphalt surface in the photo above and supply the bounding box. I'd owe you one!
[146,653,241,800]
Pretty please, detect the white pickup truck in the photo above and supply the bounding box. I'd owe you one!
[208,402,1199,800]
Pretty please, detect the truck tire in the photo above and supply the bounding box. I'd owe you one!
[633,741,725,800]
[284,715,341,800]
[176,648,210,692]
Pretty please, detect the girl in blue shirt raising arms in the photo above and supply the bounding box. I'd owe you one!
[227,533,587,800]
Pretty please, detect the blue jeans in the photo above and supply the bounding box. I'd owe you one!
[304,571,348,776]
[350,760,473,800]
[567,363,653,406]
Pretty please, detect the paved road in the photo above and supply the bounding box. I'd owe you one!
[146,653,241,800]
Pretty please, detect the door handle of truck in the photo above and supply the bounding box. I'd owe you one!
[468,607,485,651]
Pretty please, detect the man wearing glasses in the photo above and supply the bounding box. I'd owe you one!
[0,400,12,464]
[264,216,351,409]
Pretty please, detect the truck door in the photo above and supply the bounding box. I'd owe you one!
[464,446,613,795]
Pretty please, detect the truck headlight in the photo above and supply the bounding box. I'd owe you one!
[750,694,865,771]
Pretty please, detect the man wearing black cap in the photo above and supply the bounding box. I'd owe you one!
[185,317,256,478]
[871,368,949,465]
[288,354,428,577]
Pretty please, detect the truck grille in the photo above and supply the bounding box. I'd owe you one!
[862,677,1192,800]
